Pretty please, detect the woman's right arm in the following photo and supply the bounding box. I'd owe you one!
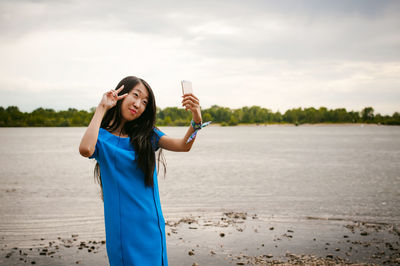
[79,85,127,157]
[79,105,108,157]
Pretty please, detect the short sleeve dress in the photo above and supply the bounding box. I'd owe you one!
[89,127,168,266]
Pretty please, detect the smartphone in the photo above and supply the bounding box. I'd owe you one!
[181,80,193,95]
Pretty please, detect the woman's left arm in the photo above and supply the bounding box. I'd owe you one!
[158,93,202,152]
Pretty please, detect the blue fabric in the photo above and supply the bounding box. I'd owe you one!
[89,127,167,266]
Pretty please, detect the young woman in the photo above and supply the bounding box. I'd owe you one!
[79,76,204,266]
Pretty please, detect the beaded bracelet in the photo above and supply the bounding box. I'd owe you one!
[186,119,212,143]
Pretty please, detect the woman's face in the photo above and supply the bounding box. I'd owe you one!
[120,83,149,122]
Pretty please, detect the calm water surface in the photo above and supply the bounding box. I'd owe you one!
[0,125,399,246]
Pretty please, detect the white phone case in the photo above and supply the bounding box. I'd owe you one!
[181,80,193,95]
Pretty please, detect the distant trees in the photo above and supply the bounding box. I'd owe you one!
[1,105,399,127]
[0,106,93,127]
[361,107,374,122]
[156,107,192,126]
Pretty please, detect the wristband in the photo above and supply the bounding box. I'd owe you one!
[191,120,203,130]
[186,120,212,143]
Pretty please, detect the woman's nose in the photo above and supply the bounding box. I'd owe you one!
[133,99,139,108]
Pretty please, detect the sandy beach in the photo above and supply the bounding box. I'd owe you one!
[1,212,399,265]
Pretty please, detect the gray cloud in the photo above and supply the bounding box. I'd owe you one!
[0,0,399,114]
[1,0,399,62]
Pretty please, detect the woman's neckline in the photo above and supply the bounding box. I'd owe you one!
[101,128,130,139]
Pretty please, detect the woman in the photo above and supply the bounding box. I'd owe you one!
[79,76,204,266]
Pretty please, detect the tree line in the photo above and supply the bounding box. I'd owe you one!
[0,105,399,127]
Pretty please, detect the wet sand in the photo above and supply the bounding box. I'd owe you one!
[1,212,399,265]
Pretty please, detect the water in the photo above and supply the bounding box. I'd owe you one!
[0,125,399,247]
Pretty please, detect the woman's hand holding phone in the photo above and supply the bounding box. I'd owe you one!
[181,81,202,123]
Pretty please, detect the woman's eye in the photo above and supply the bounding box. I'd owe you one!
[143,101,147,105]
[133,93,138,97]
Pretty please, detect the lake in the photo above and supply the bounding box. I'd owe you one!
[0,125,399,247]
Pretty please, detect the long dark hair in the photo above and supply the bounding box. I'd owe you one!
[94,76,166,200]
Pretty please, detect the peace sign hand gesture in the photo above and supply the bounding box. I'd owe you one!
[99,85,128,110]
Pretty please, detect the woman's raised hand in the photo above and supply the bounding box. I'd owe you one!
[99,85,128,110]
[182,93,202,123]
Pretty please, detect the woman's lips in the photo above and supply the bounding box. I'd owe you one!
[129,109,137,115]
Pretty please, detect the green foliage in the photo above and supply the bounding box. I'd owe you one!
[202,113,213,122]
[228,115,238,126]
[156,107,191,126]
[361,107,374,122]
[0,105,399,127]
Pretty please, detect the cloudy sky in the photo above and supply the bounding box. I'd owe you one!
[0,0,399,115]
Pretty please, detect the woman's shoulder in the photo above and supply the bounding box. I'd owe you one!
[151,127,165,151]
[98,127,110,138]
[152,127,165,137]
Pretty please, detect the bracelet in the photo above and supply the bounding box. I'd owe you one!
[191,120,203,130]
[186,120,212,143]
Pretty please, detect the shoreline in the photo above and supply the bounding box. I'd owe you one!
[218,123,384,127]
[1,122,399,128]
[214,122,398,127]
[1,212,399,265]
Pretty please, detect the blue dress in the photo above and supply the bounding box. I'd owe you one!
[89,127,168,266]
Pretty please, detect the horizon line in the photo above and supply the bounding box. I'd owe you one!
[1,104,398,116]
